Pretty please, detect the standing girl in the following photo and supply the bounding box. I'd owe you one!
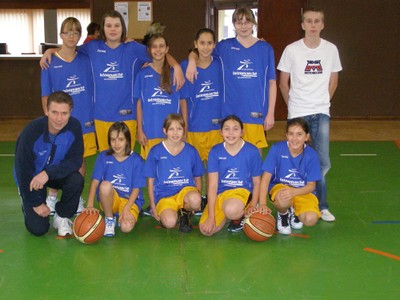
[199,115,263,236]
[186,7,277,153]
[258,118,322,235]
[134,34,188,159]
[143,114,204,233]
[41,10,184,152]
[84,122,146,237]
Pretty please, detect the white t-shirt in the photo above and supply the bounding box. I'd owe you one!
[278,38,342,118]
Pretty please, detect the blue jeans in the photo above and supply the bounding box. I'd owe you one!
[301,114,331,210]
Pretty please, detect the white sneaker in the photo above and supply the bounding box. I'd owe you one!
[320,209,335,222]
[53,213,73,236]
[76,197,85,215]
[104,217,116,237]
[46,195,57,216]
[277,212,291,235]
[289,207,303,229]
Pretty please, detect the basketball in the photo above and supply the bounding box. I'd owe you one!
[243,212,276,242]
[73,212,105,244]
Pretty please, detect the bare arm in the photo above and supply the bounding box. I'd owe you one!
[40,48,59,69]
[264,79,277,131]
[194,176,202,193]
[329,72,339,99]
[84,179,100,214]
[185,51,198,83]
[136,99,147,146]
[41,96,48,115]
[166,53,185,90]
[279,71,290,106]
[147,177,159,221]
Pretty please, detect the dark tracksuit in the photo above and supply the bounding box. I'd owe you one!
[14,116,84,236]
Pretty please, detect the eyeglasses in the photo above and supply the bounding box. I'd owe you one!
[61,31,80,37]
[234,21,253,27]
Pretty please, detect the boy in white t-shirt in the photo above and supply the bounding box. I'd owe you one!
[277,8,342,222]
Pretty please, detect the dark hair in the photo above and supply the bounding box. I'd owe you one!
[107,122,132,156]
[232,7,257,25]
[221,115,244,130]
[286,118,310,134]
[194,28,216,43]
[163,114,185,131]
[100,10,127,42]
[87,22,100,35]
[47,91,73,109]
[147,34,172,94]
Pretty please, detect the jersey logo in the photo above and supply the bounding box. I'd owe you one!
[168,167,183,179]
[233,59,257,79]
[304,60,323,74]
[100,61,124,80]
[151,87,164,97]
[237,59,252,70]
[110,173,126,185]
[66,75,79,88]
[104,61,119,73]
[225,168,239,179]
[285,168,300,179]
[199,80,212,93]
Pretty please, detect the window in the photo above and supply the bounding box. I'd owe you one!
[0,9,90,55]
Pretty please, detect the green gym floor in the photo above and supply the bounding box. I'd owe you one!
[1,141,399,299]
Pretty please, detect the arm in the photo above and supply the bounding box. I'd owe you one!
[147,178,159,221]
[185,51,198,83]
[201,172,218,234]
[166,53,185,90]
[194,176,202,193]
[119,188,140,225]
[41,96,48,115]
[136,99,147,146]
[179,99,188,139]
[245,175,267,216]
[278,182,316,202]
[264,79,277,131]
[279,71,290,106]
[40,48,59,69]
[329,72,339,99]
[258,171,273,214]
[84,179,100,214]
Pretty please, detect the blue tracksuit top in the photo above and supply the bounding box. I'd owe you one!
[14,116,83,207]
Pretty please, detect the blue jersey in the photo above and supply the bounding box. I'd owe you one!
[208,141,262,194]
[143,142,205,204]
[133,66,187,139]
[79,40,149,122]
[181,58,224,132]
[91,151,146,209]
[262,141,322,192]
[215,38,276,124]
[41,52,94,134]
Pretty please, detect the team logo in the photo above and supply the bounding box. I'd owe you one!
[168,167,183,179]
[304,60,323,74]
[100,61,124,80]
[225,168,239,179]
[151,86,164,97]
[66,75,79,88]
[110,174,126,185]
[237,59,253,70]
[285,168,300,179]
[199,80,212,93]
[103,61,119,73]
[233,59,257,79]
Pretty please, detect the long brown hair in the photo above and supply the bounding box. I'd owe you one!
[100,10,127,42]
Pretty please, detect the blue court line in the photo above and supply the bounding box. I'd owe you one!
[372,221,400,224]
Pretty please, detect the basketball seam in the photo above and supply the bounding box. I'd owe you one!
[244,218,273,238]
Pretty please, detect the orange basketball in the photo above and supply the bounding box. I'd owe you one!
[73,212,105,244]
[243,212,276,242]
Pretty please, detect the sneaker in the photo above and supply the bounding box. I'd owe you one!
[227,217,244,233]
[76,197,85,215]
[277,212,291,235]
[53,213,72,236]
[178,209,192,233]
[289,207,303,229]
[194,195,207,216]
[320,209,335,222]
[142,205,152,216]
[46,195,57,216]
[104,217,116,237]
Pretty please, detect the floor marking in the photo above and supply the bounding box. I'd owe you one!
[155,225,199,229]
[290,233,310,238]
[395,140,400,149]
[0,154,14,157]
[372,221,400,224]
[0,249,4,253]
[364,248,400,261]
[340,153,377,157]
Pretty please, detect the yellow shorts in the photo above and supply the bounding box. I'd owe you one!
[243,123,268,149]
[83,132,97,157]
[270,184,321,218]
[100,189,140,221]
[94,119,137,152]
[199,188,250,227]
[187,130,223,161]
[156,186,199,216]
[140,138,163,160]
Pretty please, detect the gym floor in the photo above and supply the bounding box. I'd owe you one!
[1,121,399,299]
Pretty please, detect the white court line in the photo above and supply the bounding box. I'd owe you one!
[0,154,14,157]
[340,153,377,156]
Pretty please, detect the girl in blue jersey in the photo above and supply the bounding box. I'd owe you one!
[41,17,95,215]
[143,114,204,233]
[259,118,322,235]
[199,115,263,236]
[40,10,185,152]
[135,34,188,159]
[84,122,146,237]
[186,7,277,152]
